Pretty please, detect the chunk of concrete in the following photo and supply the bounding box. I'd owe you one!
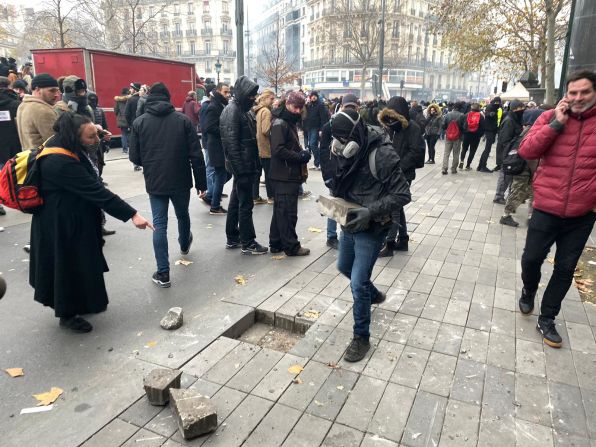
[316,194,360,226]
[160,307,183,330]
[143,368,183,406]
[169,388,218,439]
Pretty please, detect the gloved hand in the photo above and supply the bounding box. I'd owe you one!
[298,150,311,164]
[345,207,371,232]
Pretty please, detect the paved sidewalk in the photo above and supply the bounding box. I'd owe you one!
[80,146,596,447]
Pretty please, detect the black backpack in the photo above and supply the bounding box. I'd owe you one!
[502,128,530,176]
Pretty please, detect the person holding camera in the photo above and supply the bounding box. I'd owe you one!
[517,70,596,348]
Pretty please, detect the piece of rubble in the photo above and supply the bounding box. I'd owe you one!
[160,307,183,330]
[316,194,361,226]
[143,368,182,406]
[169,388,218,439]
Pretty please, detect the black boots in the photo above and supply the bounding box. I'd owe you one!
[518,288,535,314]
[395,236,409,252]
[343,336,371,362]
[378,241,395,257]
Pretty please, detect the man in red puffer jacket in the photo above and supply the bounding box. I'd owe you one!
[517,70,596,349]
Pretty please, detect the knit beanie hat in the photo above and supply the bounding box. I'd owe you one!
[31,73,58,90]
[149,82,171,100]
[286,91,306,108]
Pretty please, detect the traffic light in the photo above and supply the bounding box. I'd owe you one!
[400,79,405,90]
[502,81,508,93]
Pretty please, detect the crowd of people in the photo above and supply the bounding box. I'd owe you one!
[0,65,594,359]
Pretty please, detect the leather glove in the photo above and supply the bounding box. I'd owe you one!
[298,150,311,164]
[345,207,371,232]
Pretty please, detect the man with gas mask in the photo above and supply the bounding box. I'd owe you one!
[220,76,268,255]
[329,109,411,362]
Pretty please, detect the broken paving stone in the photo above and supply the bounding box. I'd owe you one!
[169,388,217,440]
[160,307,183,330]
[143,368,183,406]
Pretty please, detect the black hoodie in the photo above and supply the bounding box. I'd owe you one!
[0,89,21,161]
[129,94,206,195]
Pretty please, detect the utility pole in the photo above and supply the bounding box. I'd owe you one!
[235,0,244,78]
[246,4,250,78]
[378,0,386,98]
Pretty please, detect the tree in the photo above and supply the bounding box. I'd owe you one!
[255,18,300,94]
[34,0,79,48]
[432,0,569,102]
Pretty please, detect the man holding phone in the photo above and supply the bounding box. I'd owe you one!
[517,70,596,348]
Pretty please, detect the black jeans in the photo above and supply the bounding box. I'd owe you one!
[252,159,263,199]
[460,133,482,167]
[226,175,257,246]
[425,134,439,161]
[477,131,496,169]
[260,157,274,199]
[269,181,301,254]
[521,209,595,319]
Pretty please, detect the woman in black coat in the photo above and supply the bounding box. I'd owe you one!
[29,113,152,333]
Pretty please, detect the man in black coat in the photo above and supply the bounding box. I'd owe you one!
[0,76,21,216]
[459,102,486,170]
[477,96,502,172]
[201,82,230,214]
[125,82,142,170]
[129,82,207,288]
[303,91,330,169]
[219,76,266,255]
[377,96,425,255]
[268,92,311,256]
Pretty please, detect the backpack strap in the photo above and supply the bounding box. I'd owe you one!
[36,148,80,162]
[368,147,378,180]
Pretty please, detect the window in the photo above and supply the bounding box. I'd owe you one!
[136,7,142,19]
[175,22,181,36]
[173,4,179,15]
[204,19,211,29]
[190,41,196,55]
[222,1,228,14]
[223,40,229,54]
[392,21,399,38]
[203,1,210,13]
[326,70,339,82]
[343,46,349,63]
[176,42,182,55]
[187,3,193,15]
[205,40,211,53]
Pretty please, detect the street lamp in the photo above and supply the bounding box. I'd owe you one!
[215,58,222,83]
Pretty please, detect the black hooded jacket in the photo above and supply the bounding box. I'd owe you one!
[219,77,260,177]
[269,105,305,183]
[202,91,228,168]
[129,94,206,195]
[0,89,21,162]
[484,99,502,133]
[496,110,523,160]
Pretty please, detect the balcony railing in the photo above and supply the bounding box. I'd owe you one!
[220,28,232,36]
[218,50,236,57]
[201,28,213,36]
[186,29,197,36]
[159,31,170,39]
[172,30,183,38]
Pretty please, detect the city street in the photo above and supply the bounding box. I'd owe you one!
[1,143,596,447]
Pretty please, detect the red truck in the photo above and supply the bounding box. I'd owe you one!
[31,48,196,138]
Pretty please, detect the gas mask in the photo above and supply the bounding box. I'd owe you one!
[331,111,361,159]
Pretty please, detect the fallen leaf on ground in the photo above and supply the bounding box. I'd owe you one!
[336,385,344,391]
[175,259,193,266]
[314,400,324,406]
[145,341,157,348]
[5,368,24,378]
[307,227,323,233]
[303,310,321,319]
[288,365,304,374]
[271,255,285,260]
[33,387,63,406]
[292,377,303,385]
[326,362,340,369]
[234,275,246,285]
[547,257,555,264]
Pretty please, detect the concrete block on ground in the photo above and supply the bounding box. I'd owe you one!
[143,368,183,406]
[160,307,183,330]
[169,388,217,440]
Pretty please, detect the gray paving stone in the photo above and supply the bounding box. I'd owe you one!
[289,323,334,358]
[313,327,352,365]
[368,382,416,443]
[183,337,240,378]
[490,308,516,337]
[420,259,444,276]
[281,413,332,447]
[337,375,386,432]
[439,262,461,280]
[477,268,497,287]
[430,277,455,298]
[515,419,554,447]
[487,332,516,371]
[81,419,138,447]
[419,352,457,397]
[118,397,163,428]
[384,313,418,344]
[460,328,490,364]
[573,351,596,392]
[362,339,404,381]
[257,288,296,323]
[144,405,178,438]
[478,415,515,447]
[452,280,476,302]
[472,284,495,306]
[466,303,493,331]
[549,381,589,439]
[493,288,516,311]
[581,388,596,439]
[251,353,308,401]
[370,308,396,339]
[390,346,430,390]
[316,299,352,327]
[458,265,479,283]
[393,270,419,290]
[319,274,351,298]
[562,300,590,325]
[276,291,317,330]
[278,360,332,411]
[407,318,440,350]
[242,403,302,447]
[411,274,437,294]
[516,339,546,377]
[433,323,464,357]
[121,428,165,447]
[226,348,284,394]
[543,348,578,386]
[306,368,359,421]
[403,256,427,273]
[443,299,471,327]
[439,400,480,447]
[515,373,551,427]
[516,313,543,343]
[202,342,260,385]
[402,391,447,447]
[321,423,364,447]
[566,321,596,354]
[286,269,318,290]
[360,433,400,447]
[375,267,402,287]
[553,431,592,447]
[482,365,516,420]
[378,287,408,312]
[399,292,428,317]
[451,358,486,405]
[186,378,222,398]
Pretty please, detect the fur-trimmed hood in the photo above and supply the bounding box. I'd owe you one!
[114,95,130,102]
[427,103,442,116]
[378,107,409,130]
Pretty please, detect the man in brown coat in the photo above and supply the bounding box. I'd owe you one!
[16,73,60,148]
[253,88,275,202]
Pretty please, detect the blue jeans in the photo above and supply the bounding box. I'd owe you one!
[203,149,215,200]
[337,229,387,340]
[149,191,192,273]
[326,188,338,239]
[307,129,320,167]
[211,166,228,209]
[120,127,129,152]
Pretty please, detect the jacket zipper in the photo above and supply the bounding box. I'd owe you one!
[563,118,583,217]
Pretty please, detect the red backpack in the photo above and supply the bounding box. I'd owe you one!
[446,119,461,141]
[465,111,481,133]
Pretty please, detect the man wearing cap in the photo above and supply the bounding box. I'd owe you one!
[55,75,94,121]
[523,101,544,127]
[11,79,28,100]
[0,76,22,216]
[16,73,60,149]
[303,90,330,170]
[268,91,311,256]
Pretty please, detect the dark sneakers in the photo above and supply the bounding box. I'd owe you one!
[378,242,394,258]
[181,232,193,255]
[500,215,519,227]
[226,241,241,249]
[518,288,535,314]
[326,237,339,249]
[287,247,310,256]
[493,198,506,205]
[102,228,116,236]
[152,271,171,288]
[537,317,563,348]
[478,167,492,173]
[371,291,386,305]
[209,207,227,215]
[343,336,371,362]
[60,316,93,333]
[241,241,268,255]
